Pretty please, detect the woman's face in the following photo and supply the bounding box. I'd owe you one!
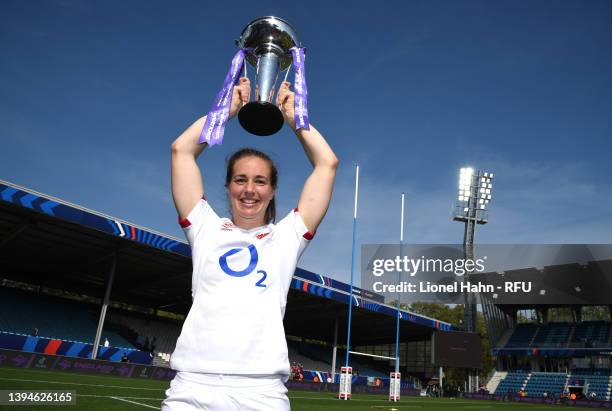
[228,156,275,227]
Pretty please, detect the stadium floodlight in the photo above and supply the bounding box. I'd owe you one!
[453,168,494,225]
[452,166,494,393]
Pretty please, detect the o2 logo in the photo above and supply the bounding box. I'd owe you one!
[219,244,267,287]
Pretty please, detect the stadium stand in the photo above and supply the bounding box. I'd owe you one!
[285,340,390,378]
[505,324,538,347]
[287,347,330,372]
[494,370,529,395]
[106,312,181,355]
[531,322,572,348]
[287,340,331,366]
[0,280,427,381]
[0,287,133,348]
[571,321,612,347]
[522,372,568,397]
[503,321,612,349]
[572,368,612,400]
[493,369,612,400]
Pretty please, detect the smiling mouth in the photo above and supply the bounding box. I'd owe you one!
[239,198,259,207]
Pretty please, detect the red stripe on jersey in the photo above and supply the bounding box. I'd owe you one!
[293,208,315,239]
[178,216,191,228]
[302,282,309,293]
[303,231,315,240]
[177,198,204,228]
[131,227,136,240]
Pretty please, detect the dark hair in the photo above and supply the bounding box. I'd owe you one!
[225,148,278,224]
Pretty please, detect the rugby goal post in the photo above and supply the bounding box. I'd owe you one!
[340,351,401,401]
[339,366,352,400]
[389,371,401,401]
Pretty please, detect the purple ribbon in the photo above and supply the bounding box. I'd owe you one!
[199,49,246,146]
[290,47,310,131]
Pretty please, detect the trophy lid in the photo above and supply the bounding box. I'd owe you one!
[236,16,301,70]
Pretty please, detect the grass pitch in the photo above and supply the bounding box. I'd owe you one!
[0,366,597,410]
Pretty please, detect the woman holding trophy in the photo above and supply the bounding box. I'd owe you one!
[163,17,338,411]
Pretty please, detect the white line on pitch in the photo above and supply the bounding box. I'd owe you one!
[111,396,160,409]
[288,396,498,404]
[0,377,165,391]
[78,394,164,400]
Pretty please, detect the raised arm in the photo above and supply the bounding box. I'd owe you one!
[171,77,251,219]
[277,82,339,233]
[171,116,207,219]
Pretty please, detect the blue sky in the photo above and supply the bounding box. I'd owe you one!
[2,0,612,285]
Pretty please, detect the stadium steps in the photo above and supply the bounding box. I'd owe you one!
[528,327,540,347]
[566,325,576,347]
[522,372,568,397]
[568,369,612,400]
[486,371,506,393]
[522,373,531,391]
[493,371,530,395]
[602,375,612,401]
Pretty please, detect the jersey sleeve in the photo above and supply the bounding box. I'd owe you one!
[178,198,221,246]
[275,208,316,308]
[275,208,315,259]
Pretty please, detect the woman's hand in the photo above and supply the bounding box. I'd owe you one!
[276,81,296,130]
[229,77,251,119]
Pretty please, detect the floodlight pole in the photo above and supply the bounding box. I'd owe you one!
[463,192,478,393]
[453,168,494,393]
[463,173,479,394]
[456,170,482,335]
[463,182,478,335]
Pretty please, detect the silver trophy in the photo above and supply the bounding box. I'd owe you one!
[236,16,301,136]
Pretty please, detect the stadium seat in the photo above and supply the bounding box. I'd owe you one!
[0,287,133,348]
[523,372,568,398]
[494,370,530,395]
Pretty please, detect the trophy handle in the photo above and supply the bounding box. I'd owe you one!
[235,16,303,136]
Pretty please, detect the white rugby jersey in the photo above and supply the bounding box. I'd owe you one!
[170,199,314,377]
